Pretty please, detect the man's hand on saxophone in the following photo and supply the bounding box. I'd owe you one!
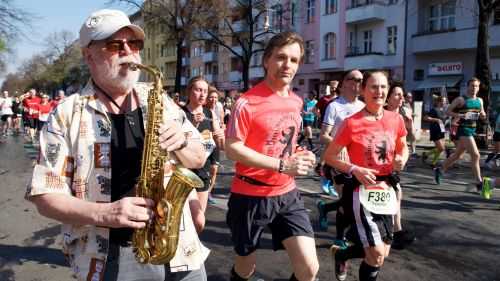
[97,197,155,229]
[158,122,187,152]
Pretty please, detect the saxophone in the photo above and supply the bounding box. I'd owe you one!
[129,63,204,264]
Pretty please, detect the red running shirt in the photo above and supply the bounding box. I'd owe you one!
[23,96,41,119]
[334,110,407,176]
[226,82,303,197]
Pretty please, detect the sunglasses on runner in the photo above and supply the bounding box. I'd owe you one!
[346,77,363,83]
[102,39,144,52]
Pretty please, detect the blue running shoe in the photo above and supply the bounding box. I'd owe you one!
[317,200,328,231]
[328,185,339,197]
[333,239,349,250]
[433,167,442,185]
[320,177,331,194]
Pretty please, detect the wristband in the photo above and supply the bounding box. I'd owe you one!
[278,159,285,173]
[347,165,357,175]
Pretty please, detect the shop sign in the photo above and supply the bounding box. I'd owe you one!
[429,62,463,76]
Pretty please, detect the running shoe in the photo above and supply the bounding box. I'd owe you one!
[328,185,339,197]
[320,177,331,194]
[333,239,350,251]
[476,181,483,194]
[433,167,442,185]
[317,200,328,231]
[421,151,428,164]
[392,230,416,250]
[330,244,348,281]
[207,194,217,205]
[481,177,492,199]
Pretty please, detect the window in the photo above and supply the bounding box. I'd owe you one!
[270,4,283,31]
[305,40,315,63]
[324,33,336,60]
[363,30,372,53]
[161,44,166,57]
[325,0,337,14]
[428,1,456,32]
[414,69,424,81]
[251,52,263,67]
[388,0,398,4]
[387,26,397,55]
[306,0,315,23]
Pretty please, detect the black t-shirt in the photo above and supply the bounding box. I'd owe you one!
[183,106,214,185]
[108,107,145,243]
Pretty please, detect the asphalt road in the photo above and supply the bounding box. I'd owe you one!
[0,135,499,281]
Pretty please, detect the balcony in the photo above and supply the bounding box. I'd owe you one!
[249,66,265,79]
[205,74,218,83]
[346,1,386,24]
[229,71,242,82]
[344,47,385,70]
[182,57,190,66]
[410,26,500,54]
[202,52,218,62]
[231,20,247,33]
[230,46,244,57]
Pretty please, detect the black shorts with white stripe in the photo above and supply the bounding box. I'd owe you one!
[342,175,399,248]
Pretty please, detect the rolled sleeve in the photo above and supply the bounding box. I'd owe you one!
[27,111,73,198]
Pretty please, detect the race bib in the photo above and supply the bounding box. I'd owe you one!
[464,112,479,121]
[358,181,398,215]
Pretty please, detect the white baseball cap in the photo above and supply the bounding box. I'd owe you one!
[79,9,145,48]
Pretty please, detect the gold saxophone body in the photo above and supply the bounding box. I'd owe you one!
[129,63,204,264]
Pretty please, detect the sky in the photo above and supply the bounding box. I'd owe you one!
[5,0,138,75]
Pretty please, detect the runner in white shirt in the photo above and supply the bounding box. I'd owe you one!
[317,70,364,246]
[0,91,14,136]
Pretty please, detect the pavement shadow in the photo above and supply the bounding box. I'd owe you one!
[0,244,68,268]
[23,225,60,247]
[406,195,500,212]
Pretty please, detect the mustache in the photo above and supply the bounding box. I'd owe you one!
[117,57,139,66]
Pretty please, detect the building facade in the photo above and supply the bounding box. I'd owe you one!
[405,0,500,111]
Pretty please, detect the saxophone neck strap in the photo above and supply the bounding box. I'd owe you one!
[93,80,134,114]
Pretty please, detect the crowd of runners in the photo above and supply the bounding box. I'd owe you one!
[5,17,498,281]
[0,88,66,143]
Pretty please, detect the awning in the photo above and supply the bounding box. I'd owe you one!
[415,76,462,89]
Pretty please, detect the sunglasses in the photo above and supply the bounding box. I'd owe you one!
[102,39,144,52]
[346,77,363,83]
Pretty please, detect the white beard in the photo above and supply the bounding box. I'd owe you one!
[93,57,141,94]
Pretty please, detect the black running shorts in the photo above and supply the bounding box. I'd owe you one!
[226,188,314,256]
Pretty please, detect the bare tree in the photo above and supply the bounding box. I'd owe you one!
[475,0,500,111]
[110,0,216,93]
[200,0,285,91]
[0,0,33,72]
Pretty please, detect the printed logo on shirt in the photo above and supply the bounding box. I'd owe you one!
[46,143,61,167]
[364,133,394,174]
[73,177,87,199]
[96,174,111,195]
[79,121,89,138]
[45,171,65,189]
[263,112,300,158]
[94,143,111,168]
[96,120,111,137]
[95,235,109,254]
[87,258,105,281]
